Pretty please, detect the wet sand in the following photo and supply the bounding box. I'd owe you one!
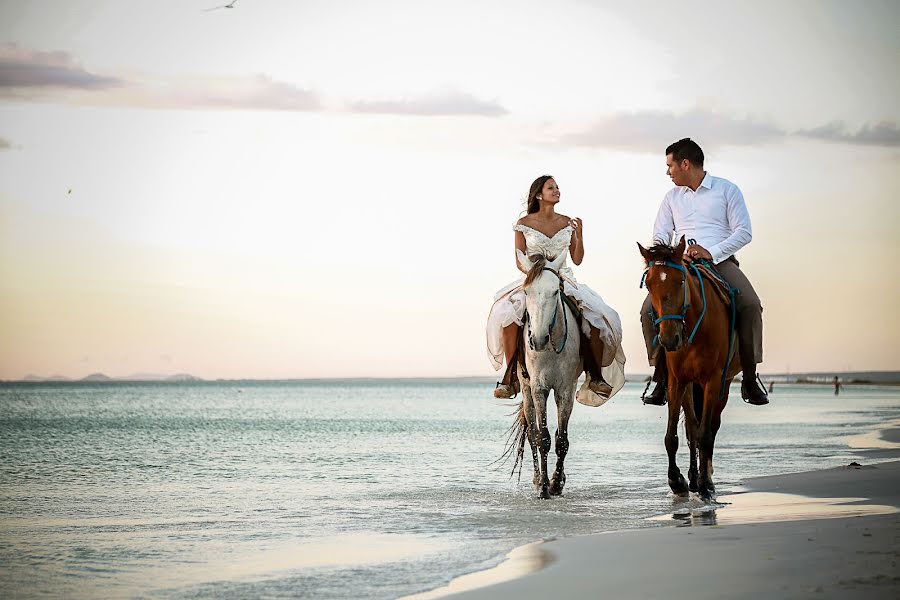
[442,430,900,600]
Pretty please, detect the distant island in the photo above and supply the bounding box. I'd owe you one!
[16,373,203,383]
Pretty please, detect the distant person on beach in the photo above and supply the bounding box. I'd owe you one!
[768,381,774,394]
[834,376,842,395]
[486,175,626,404]
[640,138,769,406]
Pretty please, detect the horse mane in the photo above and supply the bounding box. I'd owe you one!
[643,242,681,264]
[523,254,548,287]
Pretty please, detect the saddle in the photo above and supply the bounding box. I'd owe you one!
[692,260,737,308]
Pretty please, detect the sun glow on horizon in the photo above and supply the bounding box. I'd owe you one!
[1,0,899,379]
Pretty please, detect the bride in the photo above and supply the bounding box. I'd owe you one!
[486,175,626,405]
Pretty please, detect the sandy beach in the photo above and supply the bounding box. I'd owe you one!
[439,428,900,600]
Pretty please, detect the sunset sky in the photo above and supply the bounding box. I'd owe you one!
[1,0,898,379]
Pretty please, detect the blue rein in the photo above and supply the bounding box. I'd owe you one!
[642,260,707,345]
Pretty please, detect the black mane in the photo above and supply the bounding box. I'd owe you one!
[644,242,679,263]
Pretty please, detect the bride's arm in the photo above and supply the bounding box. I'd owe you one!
[514,228,528,274]
[569,218,584,265]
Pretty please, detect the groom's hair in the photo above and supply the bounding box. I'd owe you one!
[666,138,704,168]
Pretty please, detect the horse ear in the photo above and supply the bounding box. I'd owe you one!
[674,236,686,262]
[516,249,533,272]
[548,251,566,271]
[637,242,651,263]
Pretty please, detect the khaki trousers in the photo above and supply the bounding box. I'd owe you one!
[640,257,763,366]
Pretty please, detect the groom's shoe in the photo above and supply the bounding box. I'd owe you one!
[739,345,769,405]
[642,356,668,406]
[642,380,667,405]
[740,370,769,405]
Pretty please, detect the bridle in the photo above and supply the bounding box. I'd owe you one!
[640,260,707,346]
[524,267,568,354]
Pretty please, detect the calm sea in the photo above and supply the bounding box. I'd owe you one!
[2,381,898,599]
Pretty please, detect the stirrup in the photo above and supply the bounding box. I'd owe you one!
[741,374,769,405]
[641,379,667,406]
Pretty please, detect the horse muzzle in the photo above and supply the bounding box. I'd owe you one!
[529,332,551,352]
[658,329,684,352]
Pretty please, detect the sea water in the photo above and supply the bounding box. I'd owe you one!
[2,381,898,598]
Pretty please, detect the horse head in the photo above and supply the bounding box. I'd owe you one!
[638,236,688,352]
[518,249,567,352]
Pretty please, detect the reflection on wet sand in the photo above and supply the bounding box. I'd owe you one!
[401,541,554,600]
[650,491,898,527]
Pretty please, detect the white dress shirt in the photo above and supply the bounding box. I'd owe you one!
[652,173,752,264]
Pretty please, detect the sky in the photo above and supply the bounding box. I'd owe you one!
[0,0,898,380]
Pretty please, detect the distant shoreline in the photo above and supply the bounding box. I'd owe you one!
[4,373,900,385]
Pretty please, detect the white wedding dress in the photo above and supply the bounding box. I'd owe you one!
[486,224,626,404]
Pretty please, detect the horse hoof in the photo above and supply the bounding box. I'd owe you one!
[669,475,689,497]
[549,477,565,496]
[540,486,551,500]
[698,482,716,501]
[688,470,699,493]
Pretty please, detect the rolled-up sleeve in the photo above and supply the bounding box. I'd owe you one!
[708,185,752,264]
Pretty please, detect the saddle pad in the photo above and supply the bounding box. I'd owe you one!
[692,262,734,307]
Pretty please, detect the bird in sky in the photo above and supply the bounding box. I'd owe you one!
[204,0,238,12]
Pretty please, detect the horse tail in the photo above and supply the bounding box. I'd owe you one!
[493,398,528,481]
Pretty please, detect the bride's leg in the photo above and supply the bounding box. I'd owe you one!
[585,326,613,395]
[494,324,522,398]
[502,323,519,366]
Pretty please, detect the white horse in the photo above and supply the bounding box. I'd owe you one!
[510,249,583,499]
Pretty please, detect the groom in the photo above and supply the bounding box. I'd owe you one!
[640,138,769,406]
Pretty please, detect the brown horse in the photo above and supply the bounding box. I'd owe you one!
[638,237,740,500]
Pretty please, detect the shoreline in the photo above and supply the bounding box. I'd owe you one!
[414,425,900,600]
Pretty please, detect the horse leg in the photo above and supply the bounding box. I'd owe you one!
[686,383,702,492]
[531,387,552,499]
[665,379,689,497]
[549,384,575,496]
[697,380,723,500]
[520,379,541,489]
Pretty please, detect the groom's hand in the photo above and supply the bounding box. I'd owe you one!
[685,244,712,262]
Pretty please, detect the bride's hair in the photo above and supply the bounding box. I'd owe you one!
[526,175,554,214]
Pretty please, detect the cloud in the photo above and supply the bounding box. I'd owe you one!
[107,74,321,111]
[0,43,121,91]
[563,109,784,152]
[0,43,319,111]
[565,109,900,152]
[348,91,507,117]
[0,45,501,117]
[795,121,900,147]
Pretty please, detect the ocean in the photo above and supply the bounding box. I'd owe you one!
[2,380,898,599]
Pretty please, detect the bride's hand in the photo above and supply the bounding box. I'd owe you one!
[569,218,583,238]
